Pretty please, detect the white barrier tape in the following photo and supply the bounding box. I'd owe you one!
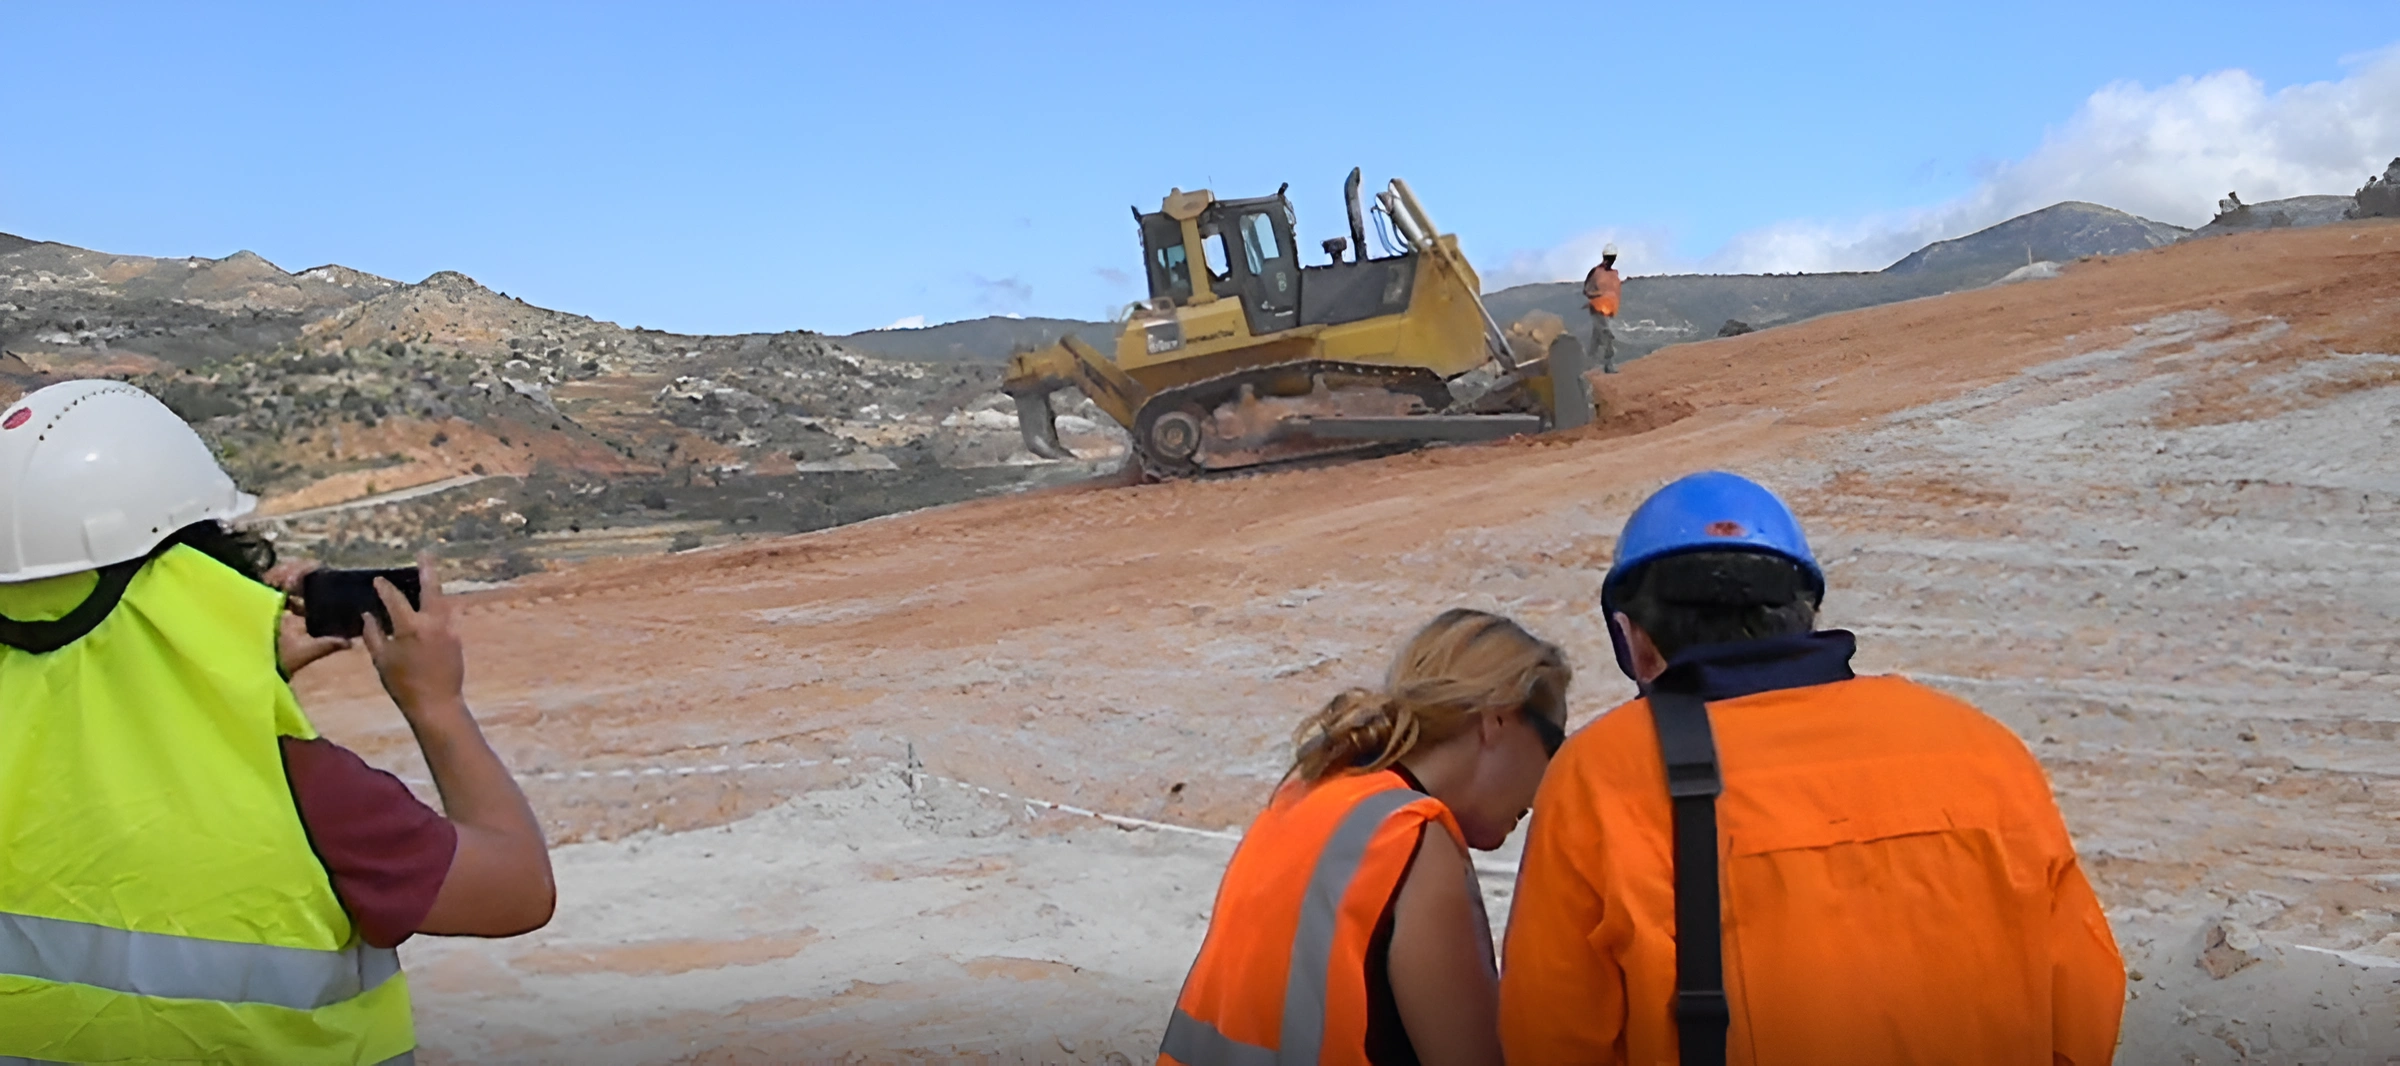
[405,753,1517,881]
[398,757,830,788]
[893,761,1518,882]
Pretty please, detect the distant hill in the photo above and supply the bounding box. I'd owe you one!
[1485,201,2194,362]
[0,240,373,367]
[836,316,1120,362]
[1885,201,2187,276]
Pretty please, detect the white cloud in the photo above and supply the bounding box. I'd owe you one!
[878,314,928,331]
[1493,44,2400,282]
[1483,227,1680,290]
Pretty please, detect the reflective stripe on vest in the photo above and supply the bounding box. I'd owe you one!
[0,909,400,1010]
[1161,1011,1275,1066]
[1162,786,1425,1066]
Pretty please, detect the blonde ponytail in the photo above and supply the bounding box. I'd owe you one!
[1289,609,1571,783]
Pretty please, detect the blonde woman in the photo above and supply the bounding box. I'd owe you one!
[1161,609,1570,1066]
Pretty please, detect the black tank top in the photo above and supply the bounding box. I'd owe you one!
[1361,765,1428,1066]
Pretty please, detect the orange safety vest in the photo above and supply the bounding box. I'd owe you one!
[1499,675,2125,1065]
[1161,769,1467,1066]
[1584,265,1622,316]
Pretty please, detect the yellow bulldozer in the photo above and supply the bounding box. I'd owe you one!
[1004,170,1593,478]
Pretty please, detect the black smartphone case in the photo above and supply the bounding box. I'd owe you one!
[301,569,422,639]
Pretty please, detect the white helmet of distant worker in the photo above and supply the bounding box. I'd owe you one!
[1603,242,1620,258]
[0,379,256,583]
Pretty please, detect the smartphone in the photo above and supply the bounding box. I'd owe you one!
[301,568,422,639]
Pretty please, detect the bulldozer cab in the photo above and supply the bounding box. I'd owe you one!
[1134,193,1300,337]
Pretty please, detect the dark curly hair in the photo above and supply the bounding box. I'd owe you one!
[1618,550,1819,661]
[153,521,278,586]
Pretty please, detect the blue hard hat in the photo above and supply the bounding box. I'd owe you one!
[1600,471,1824,678]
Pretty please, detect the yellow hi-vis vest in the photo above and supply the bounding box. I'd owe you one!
[0,546,415,1065]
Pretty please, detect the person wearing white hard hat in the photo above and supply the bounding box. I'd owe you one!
[1581,243,1623,374]
[0,379,554,1063]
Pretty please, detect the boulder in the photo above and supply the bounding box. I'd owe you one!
[2348,158,2400,219]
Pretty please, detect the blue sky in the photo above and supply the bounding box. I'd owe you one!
[4,3,2394,335]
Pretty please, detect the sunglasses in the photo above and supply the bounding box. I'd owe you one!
[1526,707,1566,758]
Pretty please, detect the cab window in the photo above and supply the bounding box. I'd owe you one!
[1138,211,1194,301]
[1242,212,1280,274]
[1202,232,1231,283]
[1155,243,1190,295]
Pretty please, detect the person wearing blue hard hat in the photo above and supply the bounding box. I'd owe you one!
[1595,470,1826,685]
[1500,471,2124,1066]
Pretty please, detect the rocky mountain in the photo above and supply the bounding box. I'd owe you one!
[1884,201,2188,276]
[0,236,1125,579]
[0,240,369,367]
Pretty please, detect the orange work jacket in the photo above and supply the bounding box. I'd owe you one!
[1500,674,2124,1065]
[1162,768,1468,1066]
[1584,265,1622,316]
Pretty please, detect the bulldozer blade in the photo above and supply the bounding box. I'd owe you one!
[1285,414,1543,443]
[1545,333,1594,431]
[1012,390,1077,461]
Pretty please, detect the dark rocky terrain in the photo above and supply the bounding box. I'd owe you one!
[0,241,1125,580]
[2355,158,2400,219]
[2188,195,2359,239]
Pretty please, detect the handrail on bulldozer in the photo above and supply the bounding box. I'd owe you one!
[1383,178,1517,374]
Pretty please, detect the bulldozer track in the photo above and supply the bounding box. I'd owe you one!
[1128,359,1459,480]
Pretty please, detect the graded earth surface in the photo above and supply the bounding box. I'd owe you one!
[282,219,2400,1063]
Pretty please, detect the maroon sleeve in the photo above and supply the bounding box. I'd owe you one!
[280,736,458,948]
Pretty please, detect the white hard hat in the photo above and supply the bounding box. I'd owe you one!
[0,379,256,583]
[1603,242,1620,257]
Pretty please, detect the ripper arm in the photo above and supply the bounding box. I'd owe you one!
[1001,335,1149,461]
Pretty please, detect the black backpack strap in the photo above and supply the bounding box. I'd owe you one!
[0,558,144,654]
[1649,689,1729,1066]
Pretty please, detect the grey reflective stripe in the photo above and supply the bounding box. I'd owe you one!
[378,1053,416,1065]
[1160,1008,1276,1066]
[0,909,401,1011]
[1277,787,1421,1065]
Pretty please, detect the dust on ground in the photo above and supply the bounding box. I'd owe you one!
[286,219,2400,1063]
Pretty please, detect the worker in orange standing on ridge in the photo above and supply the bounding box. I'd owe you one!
[1583,242,1623,374]
[1499,471,2124,1065]
[1161,609,1572,1066]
